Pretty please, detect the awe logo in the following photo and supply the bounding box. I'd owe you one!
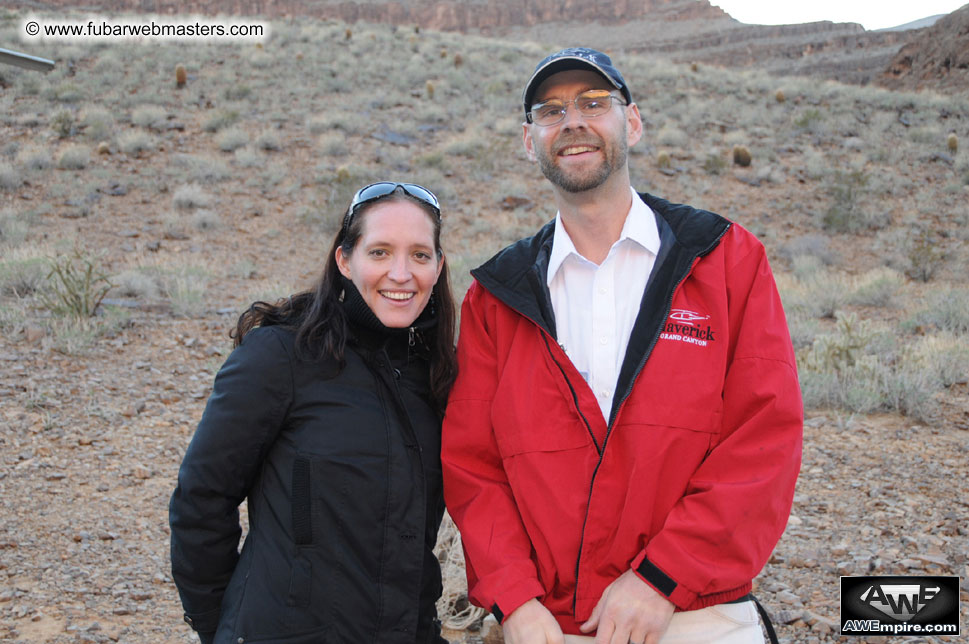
[859,583,940,621]
[840,576,960,637]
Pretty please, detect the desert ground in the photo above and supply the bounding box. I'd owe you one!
[1,10,968,643]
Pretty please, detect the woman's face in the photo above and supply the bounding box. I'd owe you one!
[336,199,443,328]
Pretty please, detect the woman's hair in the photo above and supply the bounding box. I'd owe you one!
[232,192,457,413]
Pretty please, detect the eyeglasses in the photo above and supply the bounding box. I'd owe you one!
[342,182,441,235]
[526,89,627,127]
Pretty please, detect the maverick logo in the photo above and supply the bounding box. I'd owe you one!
[840,576,960,637]
[660,309,716,347]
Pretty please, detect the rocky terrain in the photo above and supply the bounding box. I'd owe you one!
[882,4,969,93]
[9,0,965,90]
[2,8,969,644]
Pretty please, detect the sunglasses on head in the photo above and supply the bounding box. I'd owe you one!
[342,182,441,235]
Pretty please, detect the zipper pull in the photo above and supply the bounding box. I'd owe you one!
[408,327,416,347]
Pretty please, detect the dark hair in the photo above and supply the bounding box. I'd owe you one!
[232,192,457,413]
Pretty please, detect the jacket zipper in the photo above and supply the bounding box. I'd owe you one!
[569,223,731,615]
[540,333,601,454]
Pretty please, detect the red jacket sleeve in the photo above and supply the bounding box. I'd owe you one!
[634,233,803,609]
[441,280,545,620]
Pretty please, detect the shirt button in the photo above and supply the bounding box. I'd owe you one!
[599,390,609,398]
[598,287,606,295]
[600,336,608,345]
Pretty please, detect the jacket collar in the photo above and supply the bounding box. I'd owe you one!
[471,191,732,427]
[471,192,730,338]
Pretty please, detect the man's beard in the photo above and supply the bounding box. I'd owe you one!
[535,126,628,193]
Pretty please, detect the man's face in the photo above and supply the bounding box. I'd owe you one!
[523,69,642,194]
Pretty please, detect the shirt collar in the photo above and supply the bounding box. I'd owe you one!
[547,187,661,286]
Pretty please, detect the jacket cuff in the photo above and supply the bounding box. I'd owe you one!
[630,551,697,610]
[489,577,545,624]
[183,606,222,634]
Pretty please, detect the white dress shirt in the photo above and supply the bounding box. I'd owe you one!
[547,187,661,423]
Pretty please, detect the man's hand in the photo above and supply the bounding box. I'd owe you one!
[502,598,566,644]
[579,570,675,644]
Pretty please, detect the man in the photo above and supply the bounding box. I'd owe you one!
[441,48,802,644]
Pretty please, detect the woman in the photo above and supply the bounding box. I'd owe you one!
[169,182,457,644]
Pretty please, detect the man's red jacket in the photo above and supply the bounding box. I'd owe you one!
[441,193,803,634]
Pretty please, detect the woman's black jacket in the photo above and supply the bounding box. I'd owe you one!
[169,301,447,643]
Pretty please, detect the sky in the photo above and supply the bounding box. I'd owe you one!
[711,0,968,30]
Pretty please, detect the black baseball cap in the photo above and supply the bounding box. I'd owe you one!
[522,47,632,117]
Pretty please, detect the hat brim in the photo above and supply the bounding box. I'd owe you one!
[522,57,628,115]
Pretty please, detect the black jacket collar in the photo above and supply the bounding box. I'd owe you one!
[470,191,731,426]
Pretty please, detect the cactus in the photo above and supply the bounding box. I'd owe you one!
[947,133,958,154]
[775,89,785,103]
[440,48,448,59]
[690,62,699,73]
[657,151,671,169]
[96,141,110,155]
[345,28,352,40]
[732,145,752,167]
[454,53,463,68]
[426,81,435,100]
[175,64,187,88]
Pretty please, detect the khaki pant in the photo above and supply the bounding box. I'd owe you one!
[562,600,764,644]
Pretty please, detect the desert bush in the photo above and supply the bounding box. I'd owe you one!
[0,162,21,191]
[906,288,969,335]
[0,252,49,296]
[118,131,155,156]
[172,184,212,210]
[947,133,958,154]
[0,210,29,247]
[317,132,348,157]
[444,133,488,158]
[161,265,210,317]
[702,152,727,175]
[45,82,85,103]
[233,147,263,168]
[112,268,162,300]
[904,230,945,282]
[793,108,825,135]
[798,311,936,419]
[223,85,253,101]
[18,145,52,171]
[910,333,969,387]
[131,104,167,130]
[56,145,90,170]
[657,151,672,169]
[202,109,240,133]
[779,267,849,319]
[820,169,887,233]
[656,124,688,147]
[191,209,222,231]
[846,267,903,308]
[50,109,75,138]
[41,248,113,318]
[255,130,282,152]
[217,128,249,152]
[780,234,834,266]
[175,64,187,88]
[0,298,28,336]
[173,154,231,183]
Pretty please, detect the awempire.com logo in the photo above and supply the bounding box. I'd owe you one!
[841,576,960,636]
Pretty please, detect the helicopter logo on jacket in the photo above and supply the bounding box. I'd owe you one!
[661,309,716,347]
